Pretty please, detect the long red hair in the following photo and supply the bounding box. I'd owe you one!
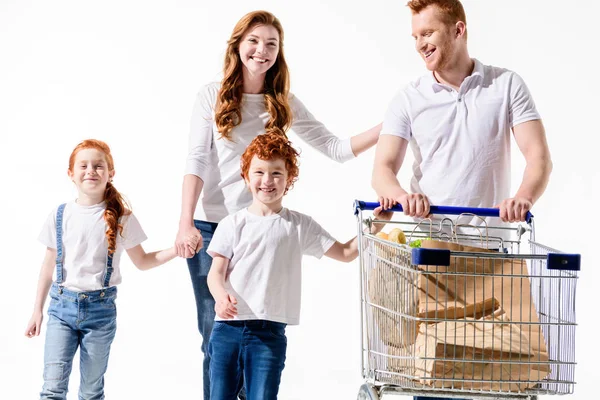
[68,139,130,255]
[215,10,292,140]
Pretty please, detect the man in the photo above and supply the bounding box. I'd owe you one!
[374,0,551,225]
[372,1,552,399]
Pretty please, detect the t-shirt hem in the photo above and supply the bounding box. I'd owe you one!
[215,314,299,325]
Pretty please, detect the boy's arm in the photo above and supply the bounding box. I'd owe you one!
[25,248,56,337]
[207,254,237,319]
[324,207,392,263]
[126,244,177,271]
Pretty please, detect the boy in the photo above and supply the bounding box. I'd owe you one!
[206,130,390,400]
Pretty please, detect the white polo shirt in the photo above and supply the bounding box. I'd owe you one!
[382,58,540,215]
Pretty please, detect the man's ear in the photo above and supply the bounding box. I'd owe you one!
[455,21,466,39]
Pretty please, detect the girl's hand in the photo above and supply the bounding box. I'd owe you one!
[185,234,202,255]
[176,225,203,258]
[25,312,43,338]
[215,294,238,319]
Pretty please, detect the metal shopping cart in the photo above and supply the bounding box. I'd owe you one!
[354,201,580,400]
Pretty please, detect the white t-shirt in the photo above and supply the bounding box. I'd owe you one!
[207,208,336,325]
[184,82,355,223]
[38,201,147,292]
[382,59,540,241]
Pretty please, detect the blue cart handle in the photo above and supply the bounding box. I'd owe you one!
[354,200,533,224]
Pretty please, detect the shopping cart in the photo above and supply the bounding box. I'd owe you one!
[354,201,580,400]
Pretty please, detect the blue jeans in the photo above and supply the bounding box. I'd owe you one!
[189,220,251,400]
[40,283,117,400]
[209,320,287,400]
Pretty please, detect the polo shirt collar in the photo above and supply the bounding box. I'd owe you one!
[428,58,485,92]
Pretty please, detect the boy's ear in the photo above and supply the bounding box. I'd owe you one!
[67,168,74,181]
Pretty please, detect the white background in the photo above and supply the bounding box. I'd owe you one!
[1,0,598,398]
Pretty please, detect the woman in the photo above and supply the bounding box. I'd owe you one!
[175,10,380,399]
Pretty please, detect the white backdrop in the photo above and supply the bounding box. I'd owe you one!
[1,0,598,399]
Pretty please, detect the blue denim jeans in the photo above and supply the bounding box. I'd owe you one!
[188,220,244,400]
[40,283,117,400]
[209,320,287,400]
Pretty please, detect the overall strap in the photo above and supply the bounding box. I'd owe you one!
[55,203,67,286]
[103,251,114,289]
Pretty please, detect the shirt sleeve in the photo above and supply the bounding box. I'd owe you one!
[289,95,355,163]
[508,72,541,128]
[119,213,148,250]
[38,207,58,249]
[184,83,217,182]
[207,216,234,259]
[299,214,336,259]
[381,90,412,140]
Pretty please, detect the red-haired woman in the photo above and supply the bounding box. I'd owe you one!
[174,10,381,399]
[25,139,196,400]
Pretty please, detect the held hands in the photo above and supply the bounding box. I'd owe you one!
[379,193,431,219]
[497,197,533,222]
[215,293,238,319]
[24,312,43,338]
[175,224,203,258]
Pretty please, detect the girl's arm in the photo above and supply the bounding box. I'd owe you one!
[126,244,178,271]
[25,248,56,338]
[207,254,237,319]
[324,207,392,263]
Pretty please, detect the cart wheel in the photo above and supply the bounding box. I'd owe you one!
[357,383,379,400]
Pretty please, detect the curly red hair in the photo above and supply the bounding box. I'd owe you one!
[68,139,130,255]
[240,129,299,193]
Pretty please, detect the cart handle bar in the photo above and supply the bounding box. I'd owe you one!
[354,200,533,224]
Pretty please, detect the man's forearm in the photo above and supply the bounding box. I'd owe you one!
[514,158,553,204]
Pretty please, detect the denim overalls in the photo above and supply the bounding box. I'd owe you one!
[40,203,118,400]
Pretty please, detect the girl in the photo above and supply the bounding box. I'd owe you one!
[206,131,390,400]
[175,10,381,399]
[25,139,196,399]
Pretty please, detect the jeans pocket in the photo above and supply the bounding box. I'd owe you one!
[100,297,116,309]
[267,322,287,339]
[43,362,64,381]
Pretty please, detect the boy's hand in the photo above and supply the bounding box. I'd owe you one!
[215,293,238,319]
[371,206,393,234]
[24,312,43,338]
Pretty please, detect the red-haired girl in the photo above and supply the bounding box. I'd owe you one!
[25,139,197,399]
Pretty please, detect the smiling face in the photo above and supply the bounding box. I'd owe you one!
[68,148,114,200]
[245,155,288,209]
[411,5,462,73]
[238,24,280,78]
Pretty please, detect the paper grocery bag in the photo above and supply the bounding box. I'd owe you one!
[416,240,550,391]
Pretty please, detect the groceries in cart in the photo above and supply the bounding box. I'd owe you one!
[355,201,580,397]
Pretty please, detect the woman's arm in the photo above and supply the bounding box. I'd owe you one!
[290,95,381,162]
[25,248,56,337]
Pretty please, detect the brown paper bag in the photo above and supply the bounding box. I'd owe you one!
[416,240,550,391]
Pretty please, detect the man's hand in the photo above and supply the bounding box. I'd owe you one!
[497,197,532,222]
[389,193,430,218]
